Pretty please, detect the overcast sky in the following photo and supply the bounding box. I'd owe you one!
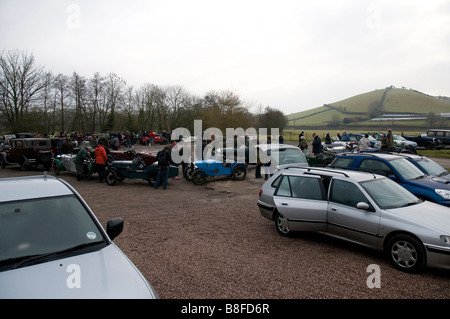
[1,0,449,115]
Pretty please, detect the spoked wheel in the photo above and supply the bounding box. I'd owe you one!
[183,166,194,181]
[105,170,118,186]
[387,234,426,273]
[233,166,246,181]
[275,212,291,236]
[192,170,207,185]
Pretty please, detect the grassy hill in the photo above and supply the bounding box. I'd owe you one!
[286,87,450,129]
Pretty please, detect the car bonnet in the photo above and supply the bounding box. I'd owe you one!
[0,244,157,299]
[386,201,450,234]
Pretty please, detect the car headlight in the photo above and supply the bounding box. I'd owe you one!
[435,189,450,200]
[440,235,450,245]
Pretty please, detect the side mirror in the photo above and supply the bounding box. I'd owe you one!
[356,202,370,210]
[106,217,124,241]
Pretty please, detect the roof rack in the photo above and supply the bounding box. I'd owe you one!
[280,164,350,178]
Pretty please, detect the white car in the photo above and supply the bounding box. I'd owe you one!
[0,175,158,299]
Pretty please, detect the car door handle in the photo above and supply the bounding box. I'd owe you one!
[331,207,338,212]
[281,202,288,206]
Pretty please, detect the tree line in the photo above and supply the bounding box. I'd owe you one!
[0,49,287,135]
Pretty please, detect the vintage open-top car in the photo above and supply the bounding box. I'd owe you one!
[188,158,247,185]
[105,157,178,186]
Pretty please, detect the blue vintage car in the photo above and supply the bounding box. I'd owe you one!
[189,159,247,185]
[105,157,178,186]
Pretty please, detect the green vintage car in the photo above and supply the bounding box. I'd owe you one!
[305,151,335,167]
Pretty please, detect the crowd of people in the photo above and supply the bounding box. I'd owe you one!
[297,129,397,156]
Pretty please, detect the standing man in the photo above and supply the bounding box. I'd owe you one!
[95,141,108,183]
[73,146,92,181]
[154,145,171,189]
[312,133,322,156]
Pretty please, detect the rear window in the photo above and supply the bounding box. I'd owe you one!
[331,157,354,169]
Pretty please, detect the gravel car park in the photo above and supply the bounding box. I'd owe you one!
[0,143,449,299]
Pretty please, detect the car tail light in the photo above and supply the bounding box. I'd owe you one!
[259,189,263,197]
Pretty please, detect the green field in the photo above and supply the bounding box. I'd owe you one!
[286,87,450,128]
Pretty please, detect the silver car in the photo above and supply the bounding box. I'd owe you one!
[0,175,158,298]
[257,166,450,273]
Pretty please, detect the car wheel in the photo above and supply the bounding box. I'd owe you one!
[53,161,60,175]
[183,166,193,181]
[147,170,159,187]
[20,156,28,171]
[105,170,118,186]
[387,234,426,273]
[275,212,291,236]
[192,170,207,185]
[233,166,246,181]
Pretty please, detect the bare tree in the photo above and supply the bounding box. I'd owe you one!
[0,50,47,132]
[53,73,70,134]
[104,73,126,131]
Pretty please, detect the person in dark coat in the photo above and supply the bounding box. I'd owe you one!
[312,133,322,156]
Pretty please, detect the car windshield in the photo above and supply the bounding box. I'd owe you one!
[361,178,420,209]
[274,148,307,165]
[415,158,449,177]
[389,158,426,180]
[0,195,106,268]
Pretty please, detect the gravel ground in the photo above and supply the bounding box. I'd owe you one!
[1,143,449,299]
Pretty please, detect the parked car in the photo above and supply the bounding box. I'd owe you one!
[393,135,418,149]
[0,175,158,298]
[216,144,309,167]
[189,158,247,185]
[329,153,450,207]
[0,138,52,171]
[105,158,178,186]
[257,166,450,273]
[53,153,96,179]
[401,133,443,150]
[401,154,450,182]
[426,129,450,146]
[109,149,157,166]
[305,152,336,167]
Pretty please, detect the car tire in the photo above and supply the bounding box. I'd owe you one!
[0,156,5,169]
[105,169,118,186]
[233,166,246,181]
[387,234,426,273]
[20,156,28,171]
[275,212,291,236]
[147,170,159,187]
[53,161,60,175]
[183,166,193,181]
[192,170,207,185]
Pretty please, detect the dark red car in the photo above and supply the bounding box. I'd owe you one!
[109,149,156,166]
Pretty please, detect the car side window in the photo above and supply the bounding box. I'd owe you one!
[275,175,323,200]
[359,159,393,176]
[290,176,323,200]
[330,179,369,208]
[275,175,291,197]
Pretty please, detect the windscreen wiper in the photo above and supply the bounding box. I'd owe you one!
[3,241,105,270]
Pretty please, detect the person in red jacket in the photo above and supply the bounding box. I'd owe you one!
[95,141,108,183]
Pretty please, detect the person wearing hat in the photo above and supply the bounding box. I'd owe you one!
[95,141,108,183]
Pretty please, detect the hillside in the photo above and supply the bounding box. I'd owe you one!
[286,87,450,128]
